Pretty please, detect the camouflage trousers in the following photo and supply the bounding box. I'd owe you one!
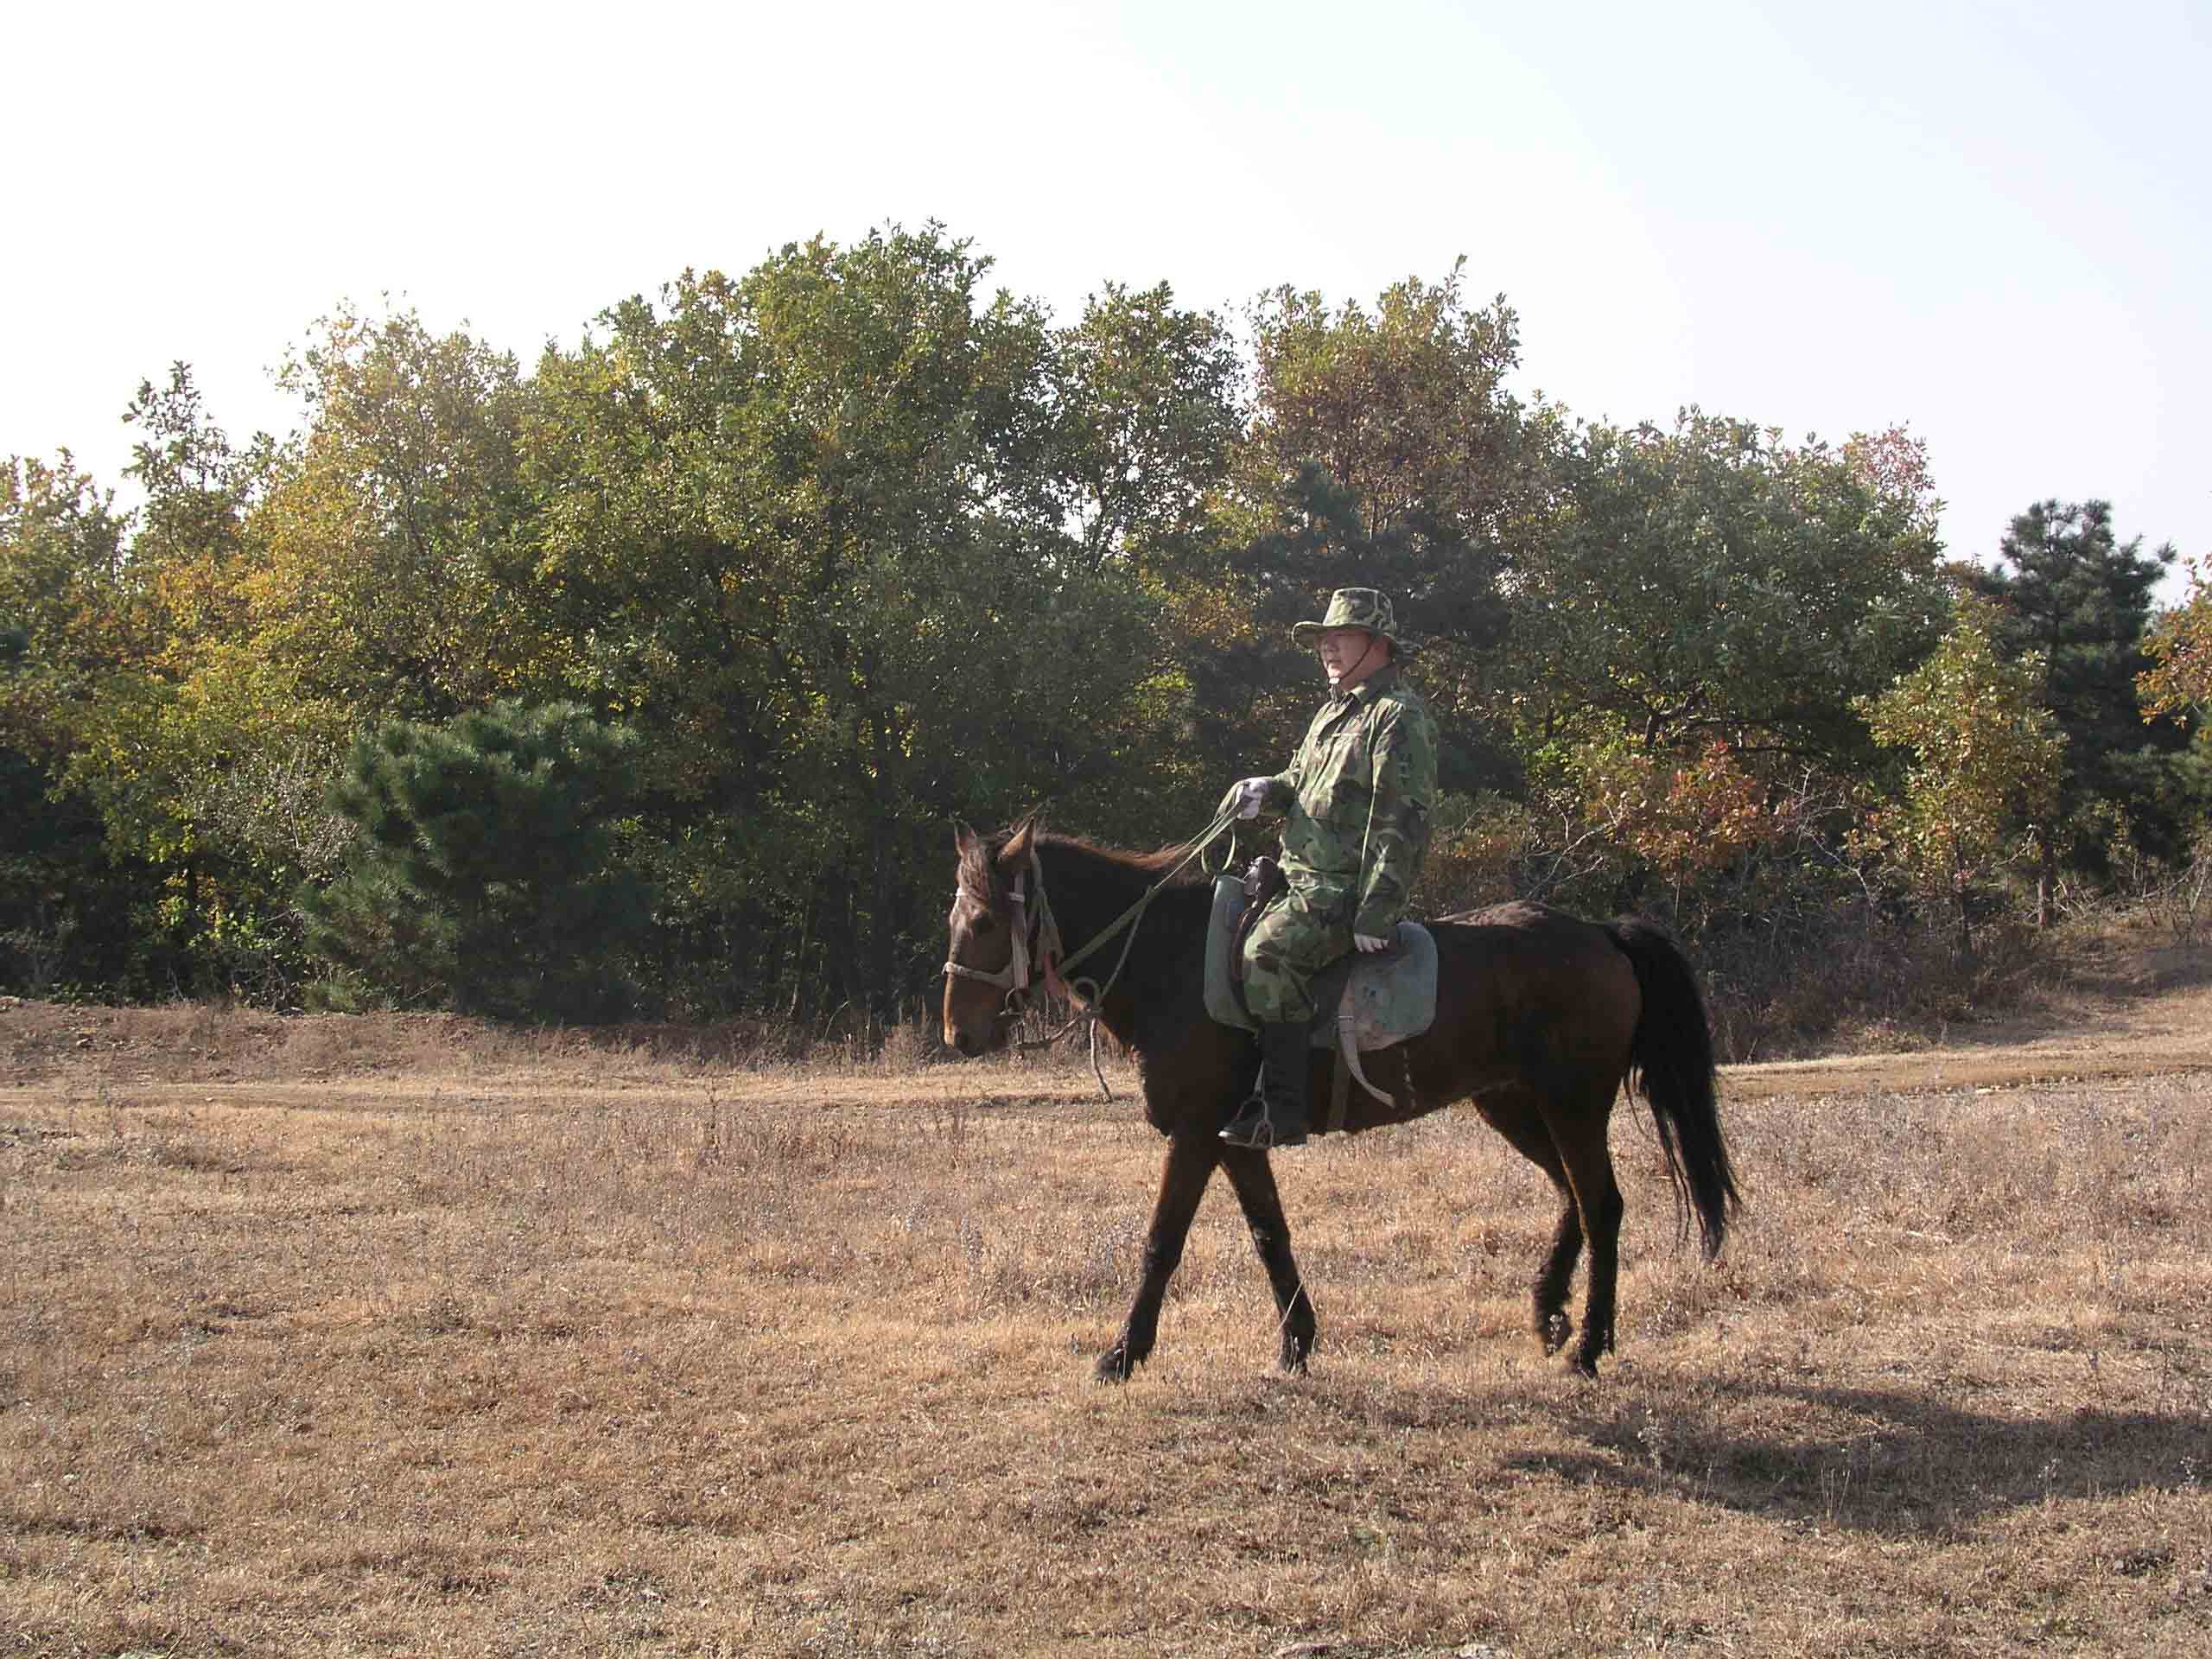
[1240,879,1356,1024]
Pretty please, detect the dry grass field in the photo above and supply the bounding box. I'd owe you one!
[3,971,2209,1658]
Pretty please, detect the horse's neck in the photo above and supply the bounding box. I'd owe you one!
[1037,841,1208,1052]
[1039,842,1170,965]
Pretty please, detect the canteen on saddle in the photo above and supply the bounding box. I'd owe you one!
[1203,869,1438,1110]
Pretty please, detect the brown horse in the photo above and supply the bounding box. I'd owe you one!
[942,819,1739,1379]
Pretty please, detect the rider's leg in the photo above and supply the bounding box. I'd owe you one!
[1222,889,1344,1149]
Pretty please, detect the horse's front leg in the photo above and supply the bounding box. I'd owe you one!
[1097,1133,1220,1382]
[1219,1145,1317,1373]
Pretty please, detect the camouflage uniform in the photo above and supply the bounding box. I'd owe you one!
[1241,591,1439,1023]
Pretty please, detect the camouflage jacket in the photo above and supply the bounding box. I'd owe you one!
[1257,666,1438,938]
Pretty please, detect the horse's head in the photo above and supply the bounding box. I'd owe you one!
[942,817,1043,1057]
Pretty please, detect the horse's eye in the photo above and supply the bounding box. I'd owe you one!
[971,913,997,936]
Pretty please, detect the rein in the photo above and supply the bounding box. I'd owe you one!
[1054,800,1241,998]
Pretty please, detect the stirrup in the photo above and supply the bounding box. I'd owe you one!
[1219,1098,1306,1151]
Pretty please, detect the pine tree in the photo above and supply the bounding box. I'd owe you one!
[298,701,652,1020]
[1967,499,2190,909]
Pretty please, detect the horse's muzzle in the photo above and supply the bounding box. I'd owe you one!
[942,1001,1013,1058]
[944,1012,1014,1058]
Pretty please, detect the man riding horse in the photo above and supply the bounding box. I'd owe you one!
[1219,587,1438,1150]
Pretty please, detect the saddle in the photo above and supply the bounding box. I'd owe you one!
[1203,860,1438,1132]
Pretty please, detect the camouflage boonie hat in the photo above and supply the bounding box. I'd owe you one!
[1290,588,1413,657]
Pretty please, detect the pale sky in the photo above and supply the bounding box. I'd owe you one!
[7,0,2206,586]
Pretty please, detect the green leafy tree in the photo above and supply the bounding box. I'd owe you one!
[0,647,140,996]
[517,226,1192,1017]
[34,370,349,1000]
[1859,597,2065,956]
[1211,264,1531,796]
[299,701,650,1020]
[79,315,564,1002]
[1239,262,1523,559]
[58,368,268,861]
[0,454,157,995]
[0,454,130,758]
[1051,280,1243,577]
[121,364,270,658]
[2140,559,2212,892]
[1510,414,1952,767]
[249,308,551,722]
[1442,416,1955,944]
[1967,499,2192,893]
[1038,282,1248,834]
[2141,556,2212,717]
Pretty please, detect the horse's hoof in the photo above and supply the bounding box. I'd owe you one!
[1277,1347,1310,1377]
[1539,1312,1573,1357]
[1570,1347,1604,1379]
[1095,1348,1135,1383]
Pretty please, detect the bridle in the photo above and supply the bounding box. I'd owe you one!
[942,805,1244,1098]
[944,801,1246,1016]
[943,845,1069,1007]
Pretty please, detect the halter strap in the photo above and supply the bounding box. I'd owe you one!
[943,856,1061,998]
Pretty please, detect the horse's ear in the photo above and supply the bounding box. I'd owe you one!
[953,820,979,859]
[999,816,1038,868]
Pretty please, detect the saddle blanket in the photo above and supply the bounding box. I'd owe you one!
[1202,873,1437,1050]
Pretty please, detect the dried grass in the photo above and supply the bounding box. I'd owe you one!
[2,1006,2209,1656]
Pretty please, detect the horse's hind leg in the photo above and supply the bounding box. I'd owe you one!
[1220,1144,1317,1373]
[1550,1096,1626,1377]
[1536,1195,1585,1358]
[1097,1133,1219,1382]
[1477,1097,1582,1357]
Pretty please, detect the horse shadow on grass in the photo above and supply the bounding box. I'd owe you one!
[1139,1361,2205,1541]
[1504,1376,2209,1539]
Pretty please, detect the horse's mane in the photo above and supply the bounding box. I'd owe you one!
[957,824,1207,905]
[1043,830,1205,880]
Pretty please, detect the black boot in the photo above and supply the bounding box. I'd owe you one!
[1219,1021,1311,1149]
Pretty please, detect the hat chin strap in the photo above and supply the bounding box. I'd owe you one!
[1331,633,1381,687]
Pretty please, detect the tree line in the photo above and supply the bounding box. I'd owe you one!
[3,223,2206,1033]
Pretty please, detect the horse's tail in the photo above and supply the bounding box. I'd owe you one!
[1605,918,1740,1261]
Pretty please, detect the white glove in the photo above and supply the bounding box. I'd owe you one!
[1232,777,1274,820]
[1355,932,1389,953]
